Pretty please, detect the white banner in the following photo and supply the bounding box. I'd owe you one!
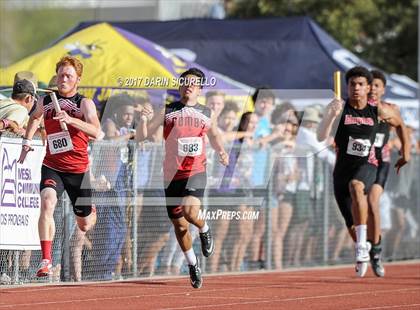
[0,137,45,250]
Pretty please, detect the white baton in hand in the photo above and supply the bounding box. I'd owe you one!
[50,92,68,131]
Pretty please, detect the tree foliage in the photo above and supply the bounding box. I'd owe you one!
[231,0,418,80]
[0,6,93,67]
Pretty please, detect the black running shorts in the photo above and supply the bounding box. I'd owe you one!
[40,165,93,217]
[333,163,377,228]
[164,172,206,219]
[374,162,390,189]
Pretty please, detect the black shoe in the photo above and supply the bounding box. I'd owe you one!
[188,259,202,289]
[369,242,385,277]
[199,227,215,257]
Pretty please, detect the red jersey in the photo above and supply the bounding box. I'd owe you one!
[163,101,211,181]
[42,92,89,173]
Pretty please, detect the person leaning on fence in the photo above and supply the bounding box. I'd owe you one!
[0,71,49,282]
[269,105,298,270]
[101,94,137,278]
[134,100,170,278]
[221,112,258,272]
[17,55,101,278]
[248,87,275,270]
[206,100,242,273]
[0,78,37,135]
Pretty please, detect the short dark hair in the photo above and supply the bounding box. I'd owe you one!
[180,68,206,88]
[345,66,373,85]
[271,103,298,125]
[371,69,387,86]
[252,87,275,106]
[220,100,240,116]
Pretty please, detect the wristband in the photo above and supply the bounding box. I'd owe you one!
[22,138,32,147]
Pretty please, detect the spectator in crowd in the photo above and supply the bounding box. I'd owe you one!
[385,120,418,261]
[222,112,258,271]
[248,87,275,270]
[205,91,226,119]
[135,101,170,277]
[206,100,242,273]
[269,105,298,270]
[0,71,43,283]
[0,77,38,133]
[86,94,135,280]
[295,106,335,266]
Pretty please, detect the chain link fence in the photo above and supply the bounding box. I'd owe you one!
[1,139,419,284]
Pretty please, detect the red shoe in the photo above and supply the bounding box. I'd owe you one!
[36,259,52,277]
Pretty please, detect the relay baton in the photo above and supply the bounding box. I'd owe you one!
[50,92,68,131]
[334,71,341,100]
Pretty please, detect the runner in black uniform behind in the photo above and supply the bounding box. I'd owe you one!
[317,66,409,277]
[367,70,411,277]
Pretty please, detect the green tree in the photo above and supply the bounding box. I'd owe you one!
[0,5,93,67]
[231,0,418,80]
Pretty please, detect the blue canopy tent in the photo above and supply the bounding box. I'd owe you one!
[66,16,417,105]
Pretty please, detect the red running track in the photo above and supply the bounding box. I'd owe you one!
[1,261,419,310]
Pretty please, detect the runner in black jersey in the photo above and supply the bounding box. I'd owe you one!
[367,70,411,277]
[317,66,409,277]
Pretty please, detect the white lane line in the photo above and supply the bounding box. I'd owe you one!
[1,286,418,309]
[354,304,420,310]
[158,288,420,310]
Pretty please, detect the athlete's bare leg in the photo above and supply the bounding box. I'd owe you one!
[349,179,371,276]
[347,225,357,242]
[39,188,58,241]
[349,180,369,226]
[70,226,86,282]
[368,184,383,244]
[171,217,193,252]
[75,205,97,232]
[182,196,205,229]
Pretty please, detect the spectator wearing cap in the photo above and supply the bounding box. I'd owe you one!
[0,78,37,132]
[0,72,39,281]
[296,106,335,166]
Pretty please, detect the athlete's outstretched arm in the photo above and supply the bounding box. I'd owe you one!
[23,97,44,140]
[18,98,45,163]
[207,112,229,166]
[317,98,344,142]
[136,106,164,142]
[53,98,101,139]
[378,102,411,173]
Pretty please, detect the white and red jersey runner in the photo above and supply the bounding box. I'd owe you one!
[42,92,89,173]
[163,101,212,181]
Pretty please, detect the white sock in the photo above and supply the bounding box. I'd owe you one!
[184,248,197,266]
[199,222,209,233]
[355,225,367,245]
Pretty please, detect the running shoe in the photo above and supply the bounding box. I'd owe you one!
[355,242,370,278]
[199,227,215,257]
[188,259,202,289]
[370,242,385,277]
[36,259,52,277]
